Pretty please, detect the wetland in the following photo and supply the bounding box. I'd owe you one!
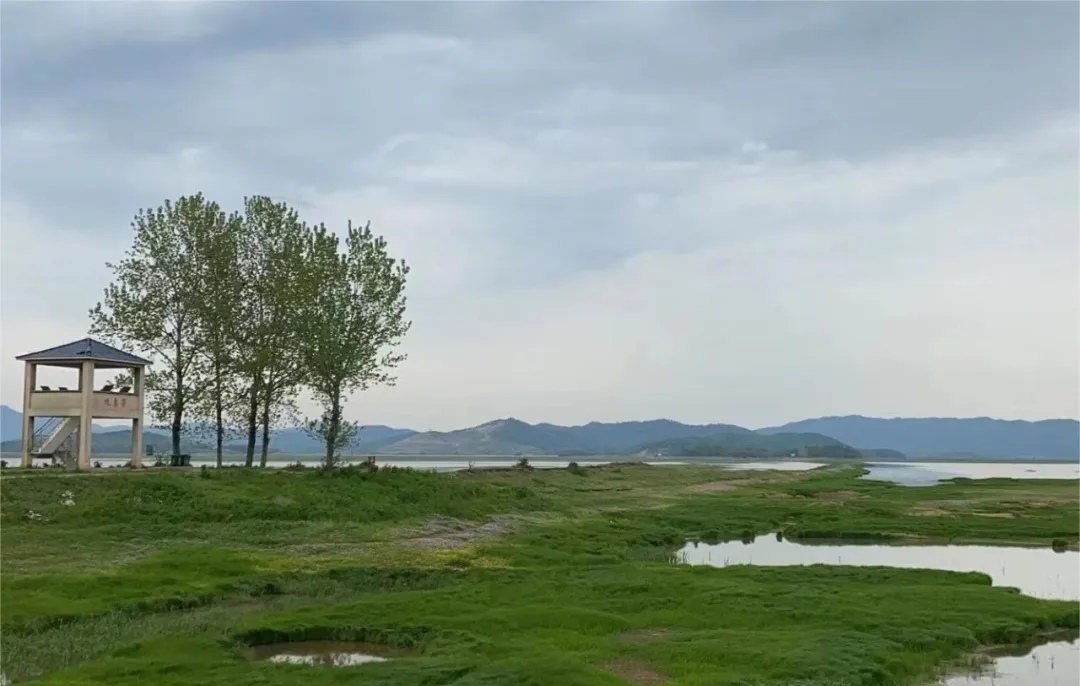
[1,462,1077,685]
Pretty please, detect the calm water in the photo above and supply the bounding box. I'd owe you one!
[943,638,1079,686]
[76,457,619,471]
[13,456,1079,486]
[862,461,1080,486]
[69,456,823,472]
[716,460,825,472]
[676,535,1079,600]
[248,641,395,666]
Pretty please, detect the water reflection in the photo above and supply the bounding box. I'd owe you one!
[943,638,1079,686]
[249,641,395,666]
[675,535,1079,600]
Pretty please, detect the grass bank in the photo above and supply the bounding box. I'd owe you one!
[2,463,1077,685]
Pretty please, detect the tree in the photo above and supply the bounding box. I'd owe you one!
[304,411,362,469]
[90,194,221,456]
[187,209,245,467]
[300,221,410,468]
[232,196,310,466]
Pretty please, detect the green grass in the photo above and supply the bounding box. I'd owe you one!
[2,463,1078,685]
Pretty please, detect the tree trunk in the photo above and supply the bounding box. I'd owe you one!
[215,398,224,468]
[259,395,271,468]
[170,385,183,458]
[214,362,224,468]
[325,390,341,469]
[172,331,184,457]
[244,381,259,467]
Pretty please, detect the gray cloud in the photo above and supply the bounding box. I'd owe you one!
[2,2,1076,429]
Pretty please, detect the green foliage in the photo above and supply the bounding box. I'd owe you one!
[300,221,410,467]
[231,196,312,466]
[303,411,361,468]
[187,207,245,466]
[89,193,411,466]
[89,194,227,454]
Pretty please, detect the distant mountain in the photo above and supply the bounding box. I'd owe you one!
[0,405,412,456]
[227,425,417,455]
[1,405,126,442]
[0,405,21,443]
[4,403,1074,459]
[379,418,755,456]
[759,416,1080,459]
[0,430,205,456]
[639,431,864,459]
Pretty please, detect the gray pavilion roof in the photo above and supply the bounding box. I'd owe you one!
[15,337,151,368]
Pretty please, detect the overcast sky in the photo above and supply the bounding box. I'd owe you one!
[2,1,1077,431]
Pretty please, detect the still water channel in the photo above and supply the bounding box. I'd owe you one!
[676,535,1078,600]
[942,638,1078,686]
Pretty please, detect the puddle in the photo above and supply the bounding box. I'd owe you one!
[863,462,1080,486]
[675,535,1079,600]
[943,638,1079,685]
[249,641,398,666]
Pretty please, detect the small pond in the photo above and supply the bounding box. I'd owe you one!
[862,462,1080,486]
[943,638,1078,686]
[249,641,398,666]
[675,535,1079,601]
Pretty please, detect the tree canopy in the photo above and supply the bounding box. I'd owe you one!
[90,193,410,467]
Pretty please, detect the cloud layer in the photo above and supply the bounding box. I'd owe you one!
[2,2,1077,430]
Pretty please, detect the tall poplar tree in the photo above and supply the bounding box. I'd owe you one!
[90,194,220,456]
[232,196,310,466]
[188,208,245,466]
[301,221,410,468]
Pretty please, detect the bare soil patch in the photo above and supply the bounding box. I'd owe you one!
[401,515,519,550]
[606,658,669,685]
[690,480,750,493]
[909,506,954,517]
[815,490,860,501]
[616,628,675,645]
[688,470,810,494]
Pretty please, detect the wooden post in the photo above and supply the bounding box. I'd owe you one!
[20,362,36,468]
[131,366,144,468]
[77,360,94,470]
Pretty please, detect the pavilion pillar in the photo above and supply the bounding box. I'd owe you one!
[77,360,94,470]
[21,362,36,468]
[131,366,144,468]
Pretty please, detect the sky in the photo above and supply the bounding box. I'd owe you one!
[1,1,1078,432]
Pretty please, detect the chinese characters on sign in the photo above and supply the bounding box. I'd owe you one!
[102,396,128,408]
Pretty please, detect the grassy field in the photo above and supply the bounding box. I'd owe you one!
[1,463,1077,685]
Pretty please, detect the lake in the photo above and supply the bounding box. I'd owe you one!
[10,456,1079,486]
[862,461,1080,486]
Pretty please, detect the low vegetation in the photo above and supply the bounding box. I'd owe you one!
[2,464,1077,685]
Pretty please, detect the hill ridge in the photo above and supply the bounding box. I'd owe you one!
[2,406,1076,458]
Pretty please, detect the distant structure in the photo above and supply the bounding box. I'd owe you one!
[16,338,150,470]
